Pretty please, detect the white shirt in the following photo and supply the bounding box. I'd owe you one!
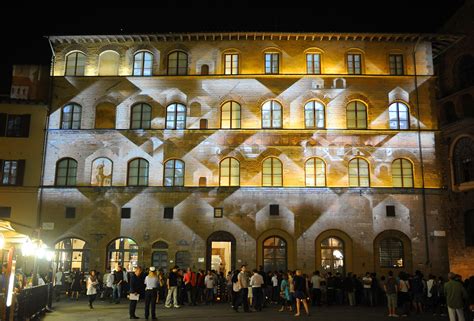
[204,275,215,289]
[363,276,372,289]
[250,273,264,288]
[426,279,435,298]
[272,275,278,287]
[86,276,98,295]
[311,275,322,289]
[144,275,159,289]
[55,271,63,286]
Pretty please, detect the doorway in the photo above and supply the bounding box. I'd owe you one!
[211,241,231,274]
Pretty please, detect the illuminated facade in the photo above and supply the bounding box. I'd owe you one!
[41,32,454,276]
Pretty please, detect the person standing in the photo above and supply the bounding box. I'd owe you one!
[129,266,143,319]
[165,266,180,308]
[54,268,64,302]
[204,270,215,305]
[231,269,241,311]
[271,272,279,303]
[70,270,82,300]
[86,270,99,309]
[362,272,373,306]
[238,265,250,312]
[112,266,124,304]
[278,273,292,312]
[398,272,411,317]
[184,267,197,306]
[343,272,356,307]
[310,271,322,306]
[293,269,310,317]
[383,271,398,317]
[144,267,159,320]
[250,269,264,311]
[444,272,468,321]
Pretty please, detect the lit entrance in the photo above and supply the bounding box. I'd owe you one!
[206,231,236,273]
[211,241,231,274]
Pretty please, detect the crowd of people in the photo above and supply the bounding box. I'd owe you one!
[52,265,474,320]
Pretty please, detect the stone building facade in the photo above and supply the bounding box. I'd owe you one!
[436,0,474,278]
[41,32,454,276]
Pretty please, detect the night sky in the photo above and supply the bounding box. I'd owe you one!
[0,2,466,94]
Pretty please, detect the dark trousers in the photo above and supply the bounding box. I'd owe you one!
[145,289,157,319]
[232,290,241,309]
[327,288,335,305]
[312,288,321,306]
[241,288,250,311]
[88,294,96,307]
[129,299,138,317]
[187,286,197,305]
[252,287,263,311]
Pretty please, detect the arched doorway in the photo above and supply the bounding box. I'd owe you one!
[54,237,90,273]
[315,230,353,275]
[263,236,287,272]
[151,241,169,272]
[373,230,412,274]
[206,231,236,274]
[106,237,139,271]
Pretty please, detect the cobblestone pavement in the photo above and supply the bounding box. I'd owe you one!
[42,298,448,321]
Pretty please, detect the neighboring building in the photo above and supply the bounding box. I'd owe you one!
[42,32,457,276]
[435,0,474,278]
[0,65,49,234]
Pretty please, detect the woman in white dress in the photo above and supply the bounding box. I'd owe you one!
[86,270,99,309]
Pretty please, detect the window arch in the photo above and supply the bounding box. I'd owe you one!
[133,51,153,76]
[453,137,474,184]
[348,158,370,187]
[320,237,345,274]
[220,157,240,186]
[305,158,326,187]
[55,158,78,186]
[346,51,363,74]
[221,101,241,129]
[389,102,409,129]
[130,103,152,129]
[166,103,186,129]
[262,100,282,128]
[263,236,287,272]
[392,158,414,188]
[164,159,185,187]
[264,51,280,74]
[262,157,282,186]
[223,52,239,75]
[61,103,82,129]
[91,158,113,187]
[152,241,169,272]
[167,51,188,75]
[65,51,86,76]
[54,238,89,272]
[379,237,404,268]
[346,101,367,129]
[127,158,149,186]
[98,50,120,76]
[304,100,325,128]
[106,237,139,271]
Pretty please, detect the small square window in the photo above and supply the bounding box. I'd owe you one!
[121,207,131,219]
[270,204,279,216]
[386,206,396,217]
[214,208,223,218]
[65,207,76,219]
[164,207,174,219]
[0,207,12,218]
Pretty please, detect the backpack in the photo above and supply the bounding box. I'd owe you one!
[386,277,397,294]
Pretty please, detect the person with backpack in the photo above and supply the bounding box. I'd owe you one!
[412,270,425,314]
[384,271,398,317]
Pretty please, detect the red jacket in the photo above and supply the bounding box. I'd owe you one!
[184,271,197,287]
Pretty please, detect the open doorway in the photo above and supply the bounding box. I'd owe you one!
[211,241,231,274]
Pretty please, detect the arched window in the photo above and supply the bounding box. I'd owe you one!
[392,158,413,188]
[164,159,184,187]
[379,237,404,268]
[54,238,89,272]
[167,51,188,75]
[262,100,282,129]
[98,50,120,76]
[91,158,113,187]
[347,52,363,74]
[306,53,321,74]
[61,103,82,129]
[264,52,280,74]
[347,101,367,129]
[152,241,169,273]
[305,158,326,187]
[130,103,152,129]
[262,157,282,186]
[455,55,474,90]
[224,53,239,75]
[453,137,474,184]
[304,100,325,128]
[348,158,370,187]
[55,158,78,186]
[220,157,240,186]
[263,236,287,272]
[133,51,153,76]
[127,158,149,186]
[175,251,191,269]
[95,102,116,129]
[221,101,241,129]
[107,237,139,271]
[320,237,345,274]
[65,52,86,76]
[166,103,186,129]
[389,102,409,130]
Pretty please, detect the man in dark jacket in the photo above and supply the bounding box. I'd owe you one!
[129,266,143,319]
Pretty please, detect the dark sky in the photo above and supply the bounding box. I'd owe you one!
[0,2,466,94]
